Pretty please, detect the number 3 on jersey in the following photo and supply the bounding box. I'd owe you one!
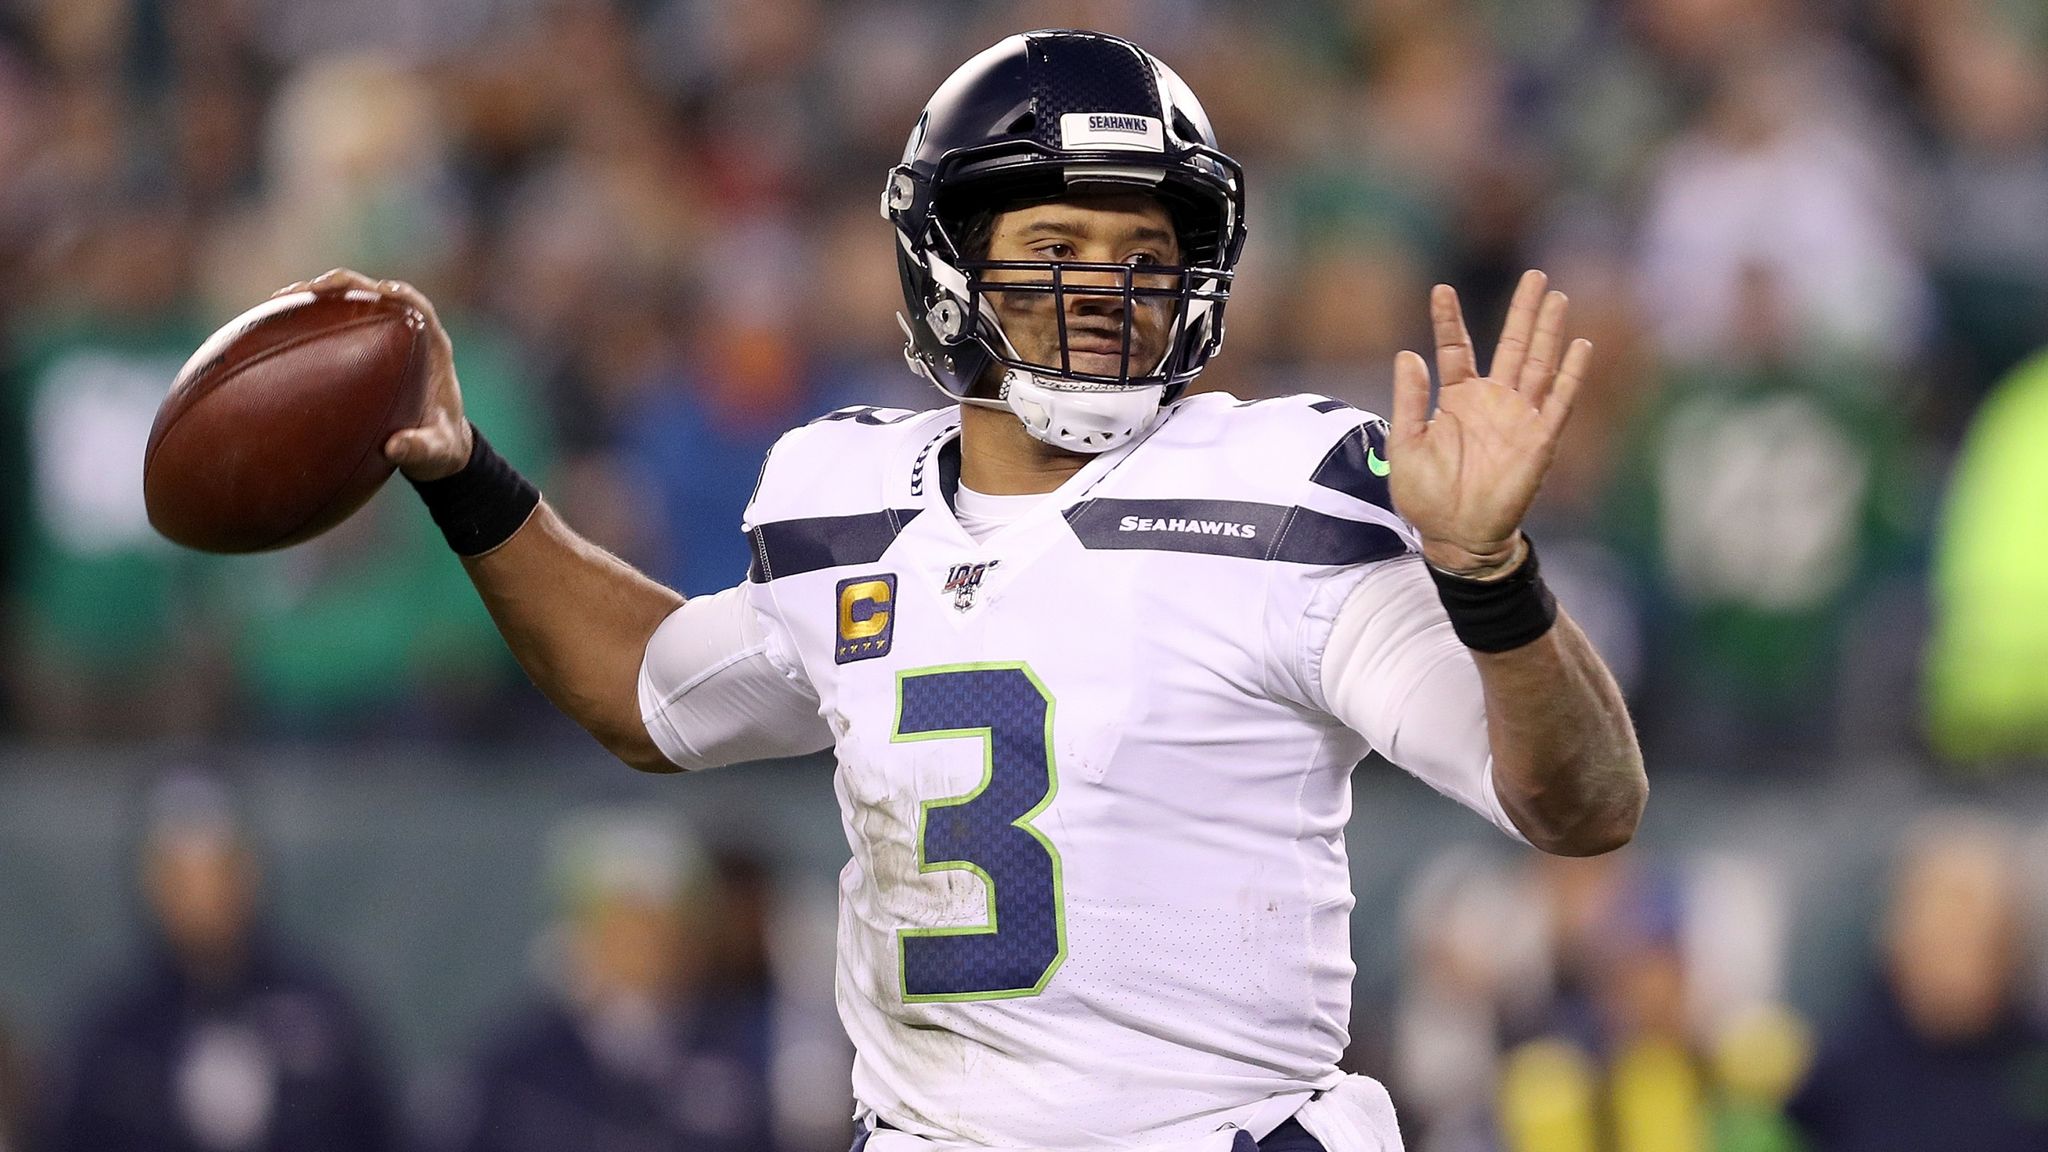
[893,663,1066,1002]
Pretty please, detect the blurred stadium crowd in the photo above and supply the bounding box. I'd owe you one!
[9,0,2048,762]
[1,0,2047,1149]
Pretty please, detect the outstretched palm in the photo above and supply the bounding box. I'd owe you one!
[1388,270,1591,575]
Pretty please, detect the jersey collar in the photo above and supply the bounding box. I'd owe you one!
[896,402,1182,548]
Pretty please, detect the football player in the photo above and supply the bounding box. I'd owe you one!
[296,28,1644,1152]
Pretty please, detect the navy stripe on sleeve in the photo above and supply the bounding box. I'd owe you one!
[747,508,922,582]
[1064,499,1408,566]
[1065,498,1283,559]
[1267,506,1409,566]
[1309,419,1396,512]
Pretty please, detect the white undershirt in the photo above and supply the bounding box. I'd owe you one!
[952,484,1047,542]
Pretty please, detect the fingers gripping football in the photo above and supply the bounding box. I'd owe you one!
[276,269,472,481]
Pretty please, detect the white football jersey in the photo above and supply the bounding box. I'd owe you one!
[642,392,1521,1148]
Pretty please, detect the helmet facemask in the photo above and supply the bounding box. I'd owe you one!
[916,187,1235,451]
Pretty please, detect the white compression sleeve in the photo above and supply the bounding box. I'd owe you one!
[637,584,835,771]
[1318,557,1527,841]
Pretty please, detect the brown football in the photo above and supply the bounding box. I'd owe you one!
[144,288,432,553]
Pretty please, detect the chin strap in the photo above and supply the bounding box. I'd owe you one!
[897,309,1169,455]
[1000,369,1165,454]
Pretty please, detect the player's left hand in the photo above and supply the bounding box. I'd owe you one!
[1388,269,1590,578]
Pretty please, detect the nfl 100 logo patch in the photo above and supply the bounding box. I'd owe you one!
[835,574,897,664]
[942,560,999,612]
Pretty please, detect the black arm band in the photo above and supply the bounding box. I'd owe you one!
[407,423,541,557]
[1426,536,1559,653]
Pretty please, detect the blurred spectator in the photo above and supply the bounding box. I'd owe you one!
[1391,850,1550,1152]
[1786,812,2048,1150]
[198,53,458,313]
[1603,280,1922,761]
[0,1011,35,1152]
[184,51,552,734]
[47,772,397,1152]
[1634,39,1926,370]
[1913,9,2048,422]
[424,810,781,1152]
[1609,20,1933,760]
[219,305,549,738]
[1261,229,1428,416]
[1924,348,2048,764]
[622,209,926,595]
[804,199,932,416]
[1493,855,1809,1152]
[1,196,229,738]
[0,0,2007,750]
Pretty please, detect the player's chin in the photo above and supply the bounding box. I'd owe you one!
[1055,349,1157,381]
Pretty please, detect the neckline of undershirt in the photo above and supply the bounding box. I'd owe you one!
[953,484,1051,543]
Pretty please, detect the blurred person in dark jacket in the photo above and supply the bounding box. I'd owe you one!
[1787,812,2048,1151]
[46,773,396,1152]
[0,1011,35,1152]
[428,811,779,1152]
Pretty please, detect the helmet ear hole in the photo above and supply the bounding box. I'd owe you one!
[927,299,966,342]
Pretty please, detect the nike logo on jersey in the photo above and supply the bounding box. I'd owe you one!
[1118,515,1259,539]
[1366,447,1389,477]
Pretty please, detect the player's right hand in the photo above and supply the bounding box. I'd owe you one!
[271,268,473,481]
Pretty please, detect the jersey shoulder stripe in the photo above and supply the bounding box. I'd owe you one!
[742,406,951,582]
[1166,393,1390,489]
[1145,392,1413,549]
[1271,506,1406,565]
[1064,498,1407,566]
[807,404,924,427]
[747,507,924,583]
[743,406,952,530]
[1308,417,1395,514]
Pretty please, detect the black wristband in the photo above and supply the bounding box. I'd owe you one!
[407,423,540,557]
[1426,537,1559,653]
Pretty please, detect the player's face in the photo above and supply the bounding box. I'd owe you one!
[979,194,1181,381]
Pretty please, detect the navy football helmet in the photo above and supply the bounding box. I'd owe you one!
[882,29,1248,451]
